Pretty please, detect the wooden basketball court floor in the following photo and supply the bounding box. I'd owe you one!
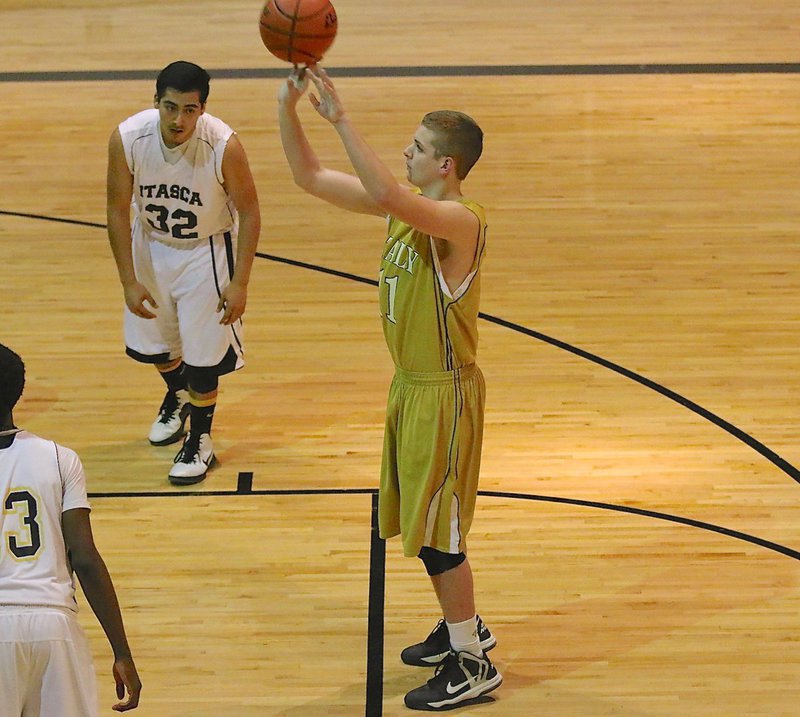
[1,1,799,715]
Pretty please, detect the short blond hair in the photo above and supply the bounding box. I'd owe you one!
[421,110,483,180]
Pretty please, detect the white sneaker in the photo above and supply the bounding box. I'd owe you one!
[168,433,216,485]
[148,389,190,446]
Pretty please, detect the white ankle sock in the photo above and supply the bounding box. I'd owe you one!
[446,616,482,657]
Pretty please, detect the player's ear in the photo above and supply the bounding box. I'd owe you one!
[153,93,160,108]
[440,156,454,175]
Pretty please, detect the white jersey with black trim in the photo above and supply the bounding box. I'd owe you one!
[0,432,91,611]
[119,108,238,245]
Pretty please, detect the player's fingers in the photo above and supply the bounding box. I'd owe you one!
[144,291,158,309]
[289,68,305,89]
[223,299,243,324]
[219,300,232,323]
[319,68,334,89]
[307,69,324,90]
[113,684,141,711]
[125,689,141,710]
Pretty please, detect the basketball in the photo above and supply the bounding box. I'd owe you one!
[259,0,338,65]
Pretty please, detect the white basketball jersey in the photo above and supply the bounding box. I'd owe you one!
[119,108,238,244]
[0,432,91,611]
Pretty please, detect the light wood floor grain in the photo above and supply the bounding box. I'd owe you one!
[1,2,799,715]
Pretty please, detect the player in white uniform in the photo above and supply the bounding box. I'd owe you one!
[0,344,141,715]
[107,60,261,484]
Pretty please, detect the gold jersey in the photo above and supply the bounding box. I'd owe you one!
[379,199,487,372]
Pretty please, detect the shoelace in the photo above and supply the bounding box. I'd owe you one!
[427,619,447,641]
[157,392,180,424]
[174,434,201,463]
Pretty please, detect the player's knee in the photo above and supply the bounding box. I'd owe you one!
[418,547,466,576]
[183,365,219,394]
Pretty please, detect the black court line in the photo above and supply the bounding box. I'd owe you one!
[366,492,386,717]
[87,478,800,715]
[4,208,798,486]
[88,487,377,498]
[86,482,800,563]
[2,63,800,83]
[0,209,106,229]
[257,251,378,287]
[482,490,800,562]
[236,471,253,493]
[261,253,800,487]
[479,313,800,485]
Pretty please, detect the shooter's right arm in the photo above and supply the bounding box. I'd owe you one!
[278,75,384,216]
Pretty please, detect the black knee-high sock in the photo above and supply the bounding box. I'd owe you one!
[189,400,216,436]
[158,362,187,393]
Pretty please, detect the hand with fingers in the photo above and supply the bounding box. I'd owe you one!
[278,65,310,107]
[306,66,346,124]
[111,655,142,712]
[217,280,247,325]
[123,281,158,319]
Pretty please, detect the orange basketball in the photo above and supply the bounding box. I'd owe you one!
[259,0,338,65]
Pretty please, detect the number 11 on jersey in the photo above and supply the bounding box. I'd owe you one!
[379,268,398,324]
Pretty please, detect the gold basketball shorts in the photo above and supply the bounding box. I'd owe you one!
[379,364,485,557]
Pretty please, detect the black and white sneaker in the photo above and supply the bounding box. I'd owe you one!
[148,389,190,446]
[168,432,215,485]
[404,650,502,711]
[401,617,496,667]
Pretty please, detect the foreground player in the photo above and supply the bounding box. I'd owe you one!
[107,60,261,484]
[0,344,141,714]
[278,67,501,711]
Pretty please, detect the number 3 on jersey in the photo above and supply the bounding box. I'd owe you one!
[3,489,42,559]
[379,268,399,324]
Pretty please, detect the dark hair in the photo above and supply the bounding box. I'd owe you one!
[156,61,211,103]
[421,110,484,180]
[0,344,25,417]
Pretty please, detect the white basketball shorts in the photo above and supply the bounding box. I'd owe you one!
[0,606,98,717]
[124,219,245,372]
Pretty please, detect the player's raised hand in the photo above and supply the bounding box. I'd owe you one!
[111,656,141,711]
[217,280,247,325]
[278,66,309,106]
[123,281,158,319]
[307,66,345,124]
